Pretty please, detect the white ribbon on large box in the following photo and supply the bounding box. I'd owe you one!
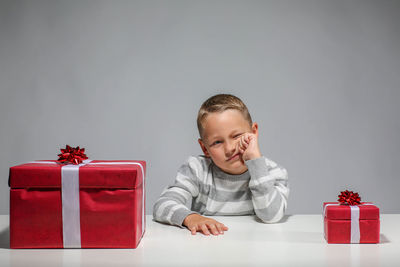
[28,160,145,248]
[323,203,374,243]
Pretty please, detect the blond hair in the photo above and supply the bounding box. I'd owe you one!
[197,94,253,138]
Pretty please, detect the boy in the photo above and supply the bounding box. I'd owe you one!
[153,94,289,235]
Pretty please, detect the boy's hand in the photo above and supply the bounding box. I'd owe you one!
[183,214,228,236]
[238,133,262,161]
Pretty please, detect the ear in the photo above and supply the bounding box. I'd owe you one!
[198,138,210,157]
[252,122,259,137]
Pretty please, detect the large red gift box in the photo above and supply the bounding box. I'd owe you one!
[323,202,380,244]
[9,160,146,248]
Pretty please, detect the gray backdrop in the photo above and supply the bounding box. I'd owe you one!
[1,0,399,215]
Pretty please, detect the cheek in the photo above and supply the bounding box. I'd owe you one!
[209,147,224,161]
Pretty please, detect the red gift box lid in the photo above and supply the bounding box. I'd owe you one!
[323,202,379,220]
[9,160,146,189]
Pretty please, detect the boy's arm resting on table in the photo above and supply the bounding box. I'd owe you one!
[153,157,201,227]
[153,157,229,235]
[245,157,289,223]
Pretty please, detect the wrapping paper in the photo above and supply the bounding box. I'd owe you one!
[323,202,380,244]
[9,160,146,248]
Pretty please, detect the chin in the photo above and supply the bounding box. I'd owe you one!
[226,163,248,175]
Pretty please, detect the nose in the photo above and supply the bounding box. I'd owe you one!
[224,139,237,157]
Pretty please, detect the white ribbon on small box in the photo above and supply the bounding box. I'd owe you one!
[28,160,145,248]
[323,203,374,243]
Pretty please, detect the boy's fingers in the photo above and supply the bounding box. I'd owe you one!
[190,226,197,235]
[245,134,251,143]
[237,146,244,155]
[215,224,224,234]
[208,224,219,235]
[239,138,247,151]
[242,136,247,145]
[201,224,210,235]
[249,134,257,144]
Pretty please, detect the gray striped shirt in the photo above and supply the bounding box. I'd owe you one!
[153,155,289,227]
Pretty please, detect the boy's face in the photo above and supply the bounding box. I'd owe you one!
[198,109,258,175]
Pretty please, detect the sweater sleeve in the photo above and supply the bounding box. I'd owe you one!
[153,157,202,227]
[245,156,289,223]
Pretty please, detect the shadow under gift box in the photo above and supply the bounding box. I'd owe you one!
[323,202,380,244]
[9,160,146,249]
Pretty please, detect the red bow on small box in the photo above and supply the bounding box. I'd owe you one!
[57,145,88,165]
[338,190,361,205]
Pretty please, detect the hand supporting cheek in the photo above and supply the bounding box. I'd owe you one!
[238,133,262,161]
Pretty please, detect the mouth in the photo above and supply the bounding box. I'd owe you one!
[227,153,240,161]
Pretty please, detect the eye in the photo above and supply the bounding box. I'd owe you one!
[234,133,243,139]
[211,140,222,146]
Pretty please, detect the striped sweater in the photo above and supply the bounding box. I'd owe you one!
[153,155,289,227]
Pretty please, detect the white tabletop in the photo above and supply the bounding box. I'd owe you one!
[0,214,399,267]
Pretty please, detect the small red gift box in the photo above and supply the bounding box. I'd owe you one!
[323,202,380,243]
[9,159,146,248]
